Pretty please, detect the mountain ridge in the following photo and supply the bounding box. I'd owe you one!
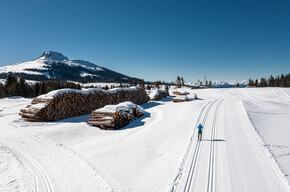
[0,51,139,83]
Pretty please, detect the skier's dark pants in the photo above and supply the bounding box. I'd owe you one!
[198,130,202,140]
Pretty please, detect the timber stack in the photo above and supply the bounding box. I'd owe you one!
[149,89,168,101]
[172,95,190,102]
[172,91,189,95]
[88,101,144,130]
[19,87,149,121]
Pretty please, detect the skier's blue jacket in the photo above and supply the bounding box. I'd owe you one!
[197,125,203,131]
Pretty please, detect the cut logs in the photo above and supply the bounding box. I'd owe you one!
[172,91,189,95]
[172,95,189,102]
[88,102,144,130]
[149,89,169,101]
[19,87,149,121]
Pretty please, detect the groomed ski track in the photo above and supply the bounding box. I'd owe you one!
[172,92,289,192]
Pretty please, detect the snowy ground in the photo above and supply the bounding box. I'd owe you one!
[0,88,289,192]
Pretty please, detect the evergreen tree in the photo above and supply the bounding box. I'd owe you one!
[146,84,151,90]
[286,73,290,87]
[33,82,40,97]
[19,77,28,97]
[236,83,240,87]
[268,75,274,87]
[104,85,109,90]
[274,75,280,87]
[0,83,4,98]
[5,74,17,89]
[208,80,212,88]
[259,78,267,87]
[280,74,286,87]
[248,78,254,86]
[39,82,47,95]
[254,79,258,87]
[176,76,181,88]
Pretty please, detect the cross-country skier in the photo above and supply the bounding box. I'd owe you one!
[197,123,203,141]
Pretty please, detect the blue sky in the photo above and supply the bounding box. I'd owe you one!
[0,0,289,82]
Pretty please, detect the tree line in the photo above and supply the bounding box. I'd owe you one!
[248,73,290,87]
[0,74,81,98]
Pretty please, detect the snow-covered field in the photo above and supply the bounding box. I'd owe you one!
[0,88,289,192]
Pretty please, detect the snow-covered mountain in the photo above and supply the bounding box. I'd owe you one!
[186,80,248,88]
[0,51,138,83]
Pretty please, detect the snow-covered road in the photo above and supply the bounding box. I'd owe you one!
[0,88,289,192]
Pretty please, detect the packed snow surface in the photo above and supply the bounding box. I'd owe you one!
[0,87,289,192]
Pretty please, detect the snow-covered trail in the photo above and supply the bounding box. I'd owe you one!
[1,88,290,192]
[0,98,111,192]
[174,91,289,192]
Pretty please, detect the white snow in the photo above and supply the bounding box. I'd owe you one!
[79,71,98,78]
[148,89,167,100]
[0,51,105,78]
[37,86,140,99]
[94,101,145,113]
[0,88,289,192]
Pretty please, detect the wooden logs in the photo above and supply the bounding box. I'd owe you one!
[149,89,168,101]
[172,91,189,95]
[19,87,149,121]
[88,102,144,130]
[172,95,189,102]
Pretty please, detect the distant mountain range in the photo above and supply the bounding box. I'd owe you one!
[186,80,248,88]
[0,51,139,83]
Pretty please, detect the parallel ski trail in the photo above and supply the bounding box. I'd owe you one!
[181,100,218,192]
[206,100,223,192]
[0,141,54,192]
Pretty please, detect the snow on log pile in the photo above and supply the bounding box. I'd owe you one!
[149,89,169,101]
[19,87,149,121]
[88,101,144,130]
[172,91,189,95]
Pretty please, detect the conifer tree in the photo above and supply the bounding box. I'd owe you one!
[176,76,181,88]
[268,75,274,87]
[254,79,258,87]
[39,82,47,95]
[19,77,28,97]
[259,78,267,87]
[280,74,286,87]
[33,82,40,97]
[208,80,212,88]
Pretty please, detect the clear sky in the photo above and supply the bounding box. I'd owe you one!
[0,0,289,82]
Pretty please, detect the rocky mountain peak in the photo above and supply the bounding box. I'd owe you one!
[39,51,68,61]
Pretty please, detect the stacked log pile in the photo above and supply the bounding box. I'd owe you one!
[19,87,149,121]
[149,89,168,101]
[172,95,189,102]
[88,101,144,130]
[172,91,189,95]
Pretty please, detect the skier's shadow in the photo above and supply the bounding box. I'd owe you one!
[202,139,226,142]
